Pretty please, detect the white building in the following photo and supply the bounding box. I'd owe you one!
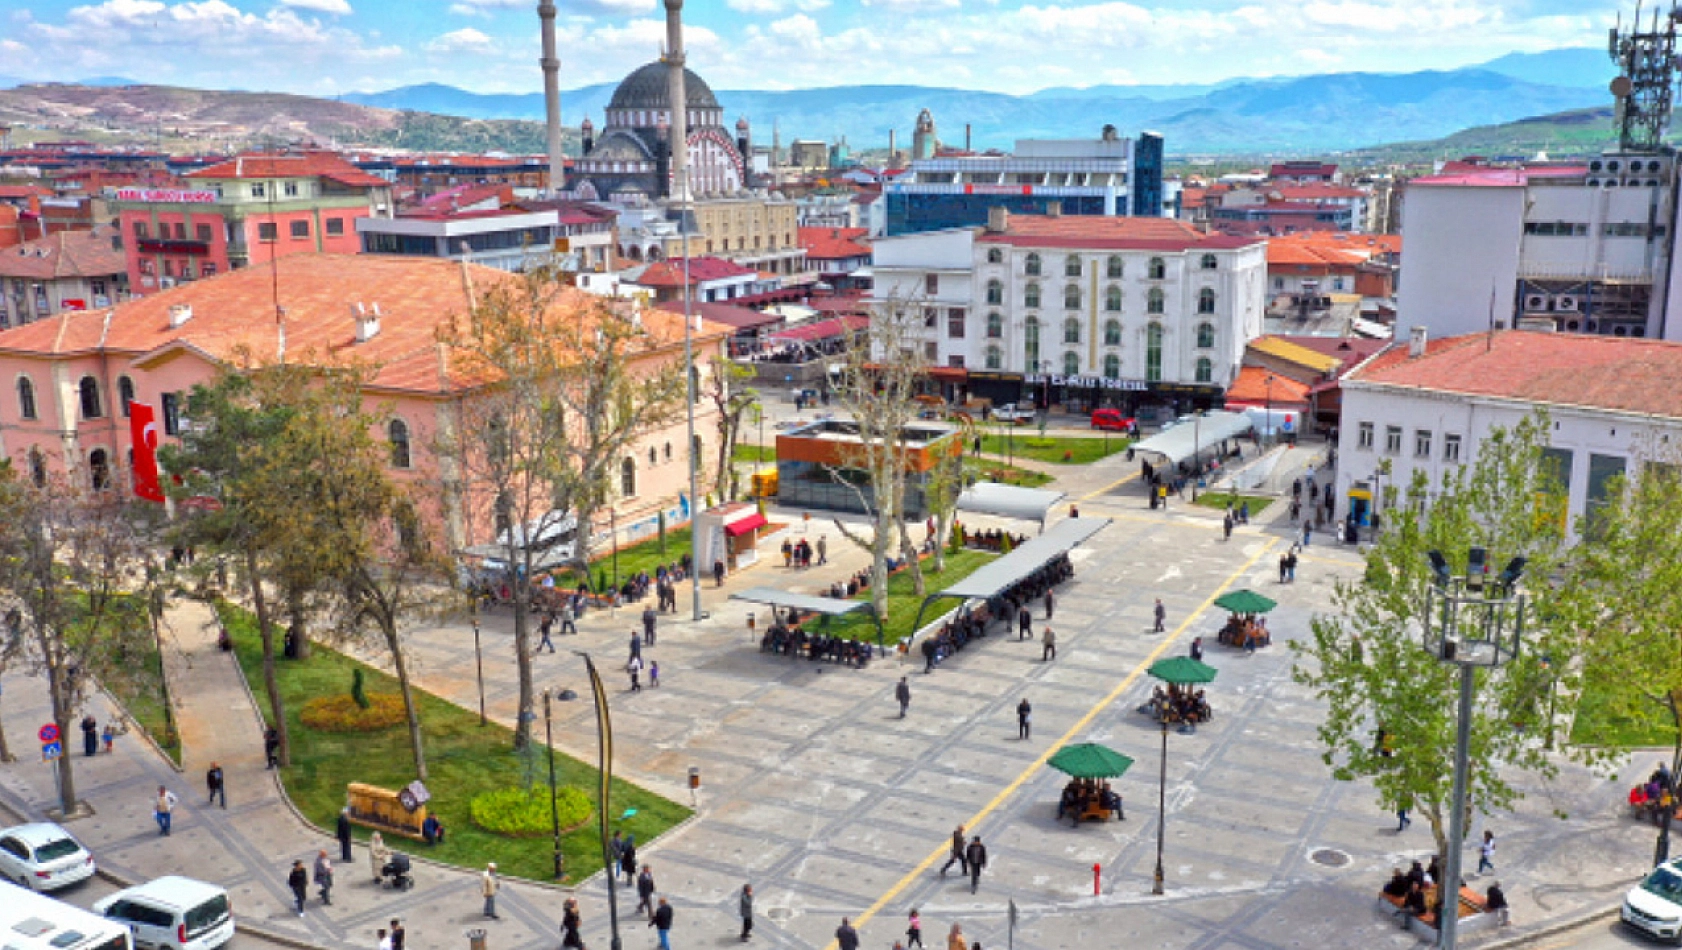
[1395,157,1682,342]
[1335,327,1682,536]
[356,206,614,273]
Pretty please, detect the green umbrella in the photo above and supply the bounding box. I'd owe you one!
[1148,656,1219,685]
[1213,589,1277,614]
[1047,743,1135,780]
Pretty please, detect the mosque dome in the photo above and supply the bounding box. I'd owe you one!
[607,62,720,112]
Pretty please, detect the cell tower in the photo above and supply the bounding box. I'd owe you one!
[1608,1,1682,152]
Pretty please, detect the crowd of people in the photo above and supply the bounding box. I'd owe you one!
[1629,760,1677,823]
[1056,779,1124,824]
[1140,684,1212,725]
[917,553,1075,674]
[759,609,875,667]
[961,527,1030,552]
[1216,614,1271,652]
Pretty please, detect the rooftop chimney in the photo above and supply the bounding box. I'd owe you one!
[355,302,382,343]
[986,206,1009,233]
[538,0,564,195]
[1408,325,1428,358]
[168,303,193,328]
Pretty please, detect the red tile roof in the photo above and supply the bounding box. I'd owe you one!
[1349,330,1682,418]
[979,215,1261,251]
[1226,366,1310,406]
[798,226,870,261]
[1412,166,1587,188]
[654,299,782,330]
[631,257,758,287]
[0,225,126,280]
[0,185,54,200]
[188,152,391,189]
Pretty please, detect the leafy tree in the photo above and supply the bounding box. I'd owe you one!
[1290,415,1578,870]
[706,355,758,502]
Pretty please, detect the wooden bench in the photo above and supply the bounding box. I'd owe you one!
[1381,885,1495,940]
[1078,800,1121,823]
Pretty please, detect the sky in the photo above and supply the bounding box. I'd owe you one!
[0,0,1625,96]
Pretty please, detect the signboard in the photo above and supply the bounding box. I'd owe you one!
[38,724,59,743]
[1026,374,1148,392]
[964,184,1034,196]
[115,188,218,204]
[41,741,61,761]
[60,299,86,312]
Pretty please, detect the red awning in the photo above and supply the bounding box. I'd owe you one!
[767,315,868,343]
[723,513,768,537]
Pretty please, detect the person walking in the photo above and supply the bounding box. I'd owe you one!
[538,612,556,653]
[835,917,860,950]
[817,535,828,565]
[939,825,968,876]
[650,660,660,688]
[1017,698,1032,740]
[1396,803,1411,832]
[620,838,638,886]
[947,923,968,950]
[1017,604,1032,640]
[336,808,354,862]
[650,898,674,950]
[906,908,925,949]
[153,785,178,836]
[1153,598,1166,633]
[313,850,334,906]
[389,920,405,950]
[206,762,226,808]
[629,631,643,662]
[561,899,584,949]
[368,831,389,883]
[1190,637,1203,662]
[635,865,657,920]
[713,559,726,587]
[643,606,658,647]
[377,929,392,950]
[263,726,280,769]
[739,883,754,942]
[628,655,643,692]
[287,860,308,917]
[81,714,98,758]
[481,863,501,919]
[1044,588,1055,621]
[1222,513,1233,541]
[896,677,912,719]
[560,600,578,635]
[1478,830,1496,874]
[965,836,988,894]
[1042,626,1056,662]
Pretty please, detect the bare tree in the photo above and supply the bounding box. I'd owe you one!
[706,355,759,502]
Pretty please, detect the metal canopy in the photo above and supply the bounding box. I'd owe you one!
[957,482,1067,524]
[730,586,885,644]
[910,517,1110,632]
[1129,411,1255,467]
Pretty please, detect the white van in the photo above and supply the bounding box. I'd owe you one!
[0,880,131,950]
[94,877,233,950]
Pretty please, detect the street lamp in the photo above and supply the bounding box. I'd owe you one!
[575,653,623,950]
[472,614,486,727]
[1422,548,1527,950]
[541,688,565,880]
[681,168,703,623]
[1263,374,1275,447]
[1190,410,1206,502]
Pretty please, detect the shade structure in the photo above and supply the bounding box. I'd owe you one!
[1148,656,1219,685]
[1047,743,1135,780]
[1213,589,1277,614]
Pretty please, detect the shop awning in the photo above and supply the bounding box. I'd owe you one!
[1129,411,1255,467]
[957,482,1067,524]
[767,314,868,343]
[723,513,768,537]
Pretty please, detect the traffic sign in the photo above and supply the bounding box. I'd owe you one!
[41,741,61,761]
[38,723,58,744]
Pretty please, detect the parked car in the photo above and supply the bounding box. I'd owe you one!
[994,402,1038,425]
[1090,409,1138,433]
[0,822,96,892]
[96,876,234,950]
[1624,858,1682,943]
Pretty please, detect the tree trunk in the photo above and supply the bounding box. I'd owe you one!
[246,548,290,767]
[285,584,312,660]
[0,689,14,763]
[512,578,534,750]
[382,616,427,782]
[47,664,77,815]
[897,520,925,597]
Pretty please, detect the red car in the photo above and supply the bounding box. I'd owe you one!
[1090,409,1137,433]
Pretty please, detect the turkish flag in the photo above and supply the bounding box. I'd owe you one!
[129,401,165,503]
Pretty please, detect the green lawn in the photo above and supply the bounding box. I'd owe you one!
[549,526,694,591]
[964,457,1054,489]
[1193,491,1275,515]
[218,602,689,884]
[821,547,997,645]
[110,642,180,765]
[980,433,1130,465]
[733,443,775,466]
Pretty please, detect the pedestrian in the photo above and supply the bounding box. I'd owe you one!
[1302,523,1312,547]
[481,863,500,919]
[1070,503,1079,518]
[628,655,643,692]
[782,539,793,567]
[1478,831,1496,874]
[629,631,643,661]
[1486,881,1510,926]
[1190,637,1203,662]
[650,660,660,688]
[1017,697,1032,740]
[389,920,405,950]
[561,898,584,949]
[940,825,968,876]
[1017,605,1032,640]
[643,606,658,647]
[896,677,911,719]
[313,850,334,906]
[538,612,555,653]
[560,600,578,634]
[1223,513,1233,541]
[369,831,389,883]
[636,865,656,920]
[1154,598,1166,633]
[947,923,968,950]
[1042,626,1056,662]
[378,929,392,950]
[101,721,114,753]
[621,838,638,886]
[610,829,624,865]
[1287,549,1298,582]
[81,714,98,757]
[287,860,308,917]
[337,808,354,862]
[206,762,226,808]
[739,883,754,941]
[714,559,726,587]
[818,535,828,565]
[1396,804,1411,832]
[1278,552,1289,583]
[1239,500,1250,524]
[263,726,280,769]
[835,917,860,950]
[154,785,178,836]
[964,835,988,894]
[906,908,925,949]
[651,897,674,950]
[1044,588,1054,620]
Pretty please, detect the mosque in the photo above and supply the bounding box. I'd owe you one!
[570,62,752,203]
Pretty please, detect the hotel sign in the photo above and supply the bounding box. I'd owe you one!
[1027,374,1148,391]
[115,188,218,204]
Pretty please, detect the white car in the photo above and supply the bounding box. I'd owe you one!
[993,402,1038,425]
[0,822,96,891]
[96,876,234,950]
[1624,858,1682,943]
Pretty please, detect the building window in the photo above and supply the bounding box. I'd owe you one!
[251,183,266,199]
[1064,285,1081,310]
[1145,323,1163,382]
[1385,425,1403,454]
[947,309,966,338]
[1024,317,1040,368]
[1148,257,1166,279]
[648,446,657,466]
[195,223,213,243]
[1063,351,1080,375]
[1197,288,1216,314]
[986,248,1003,264]
[133,221,148,240]
[389,419,411,469]
[1103,354,1121,379]
[1274,276,1285,290]
[162,392,181,435]
[1195,358,1213,383]
[1064,255,1082,277]
[1024,253,1042,276]
[1196,322,1215,348]
[326,217,345,236]
[923,341,937,360]
[1104,319,1121,346]
[664,442,672,461]
[948,355,965,368]
[258,223,278,243]
[78,376,103,420]
[985,346,1002,370]
[1414,429,1433,458]
[118,376,135,416]
[1444,433,1462,462]
[1106,255,1123,279]
[1357,422,1374,450]
[17,376,37,420]
[1024,283,1040,309]
[986,312,1003,338]
[986,280,1003,305]
[88,448,110,491]
[923,308,938,328]
[284,182,299,197]
[925,273,939,295]
[290,220,310,239]
[28,448,45,487]
[1062,318,1080,344]
[1147,288,1165,314]
[202,262,216,277]
[172,223,187,240]
[621,457,637,496]
[1105,286,1121,312]
[1200,253,1218,270]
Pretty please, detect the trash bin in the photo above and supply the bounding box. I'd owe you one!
[467,929,487,950]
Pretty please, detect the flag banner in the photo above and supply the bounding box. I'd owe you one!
[129,401,165,503]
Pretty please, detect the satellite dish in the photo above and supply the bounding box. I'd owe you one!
[1612,75,1635,97]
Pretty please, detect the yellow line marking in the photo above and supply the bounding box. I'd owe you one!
[1076,467,1140,505]
[825,536,1281,946]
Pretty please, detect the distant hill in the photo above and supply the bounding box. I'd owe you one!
[1475,48,1614,90]
[1349,105,1636,163]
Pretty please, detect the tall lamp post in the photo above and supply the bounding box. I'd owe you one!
[682,168,703,622]
[1263,374,1275,446]
[1423,548,1527,950]
[576,652,623,950]
[472,614,486,727]
[541,688,570,880]
[1190,410,1205,502]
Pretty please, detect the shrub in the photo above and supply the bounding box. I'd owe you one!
[351,668,370,710]
[470,786,593,837]
[300,693,406,732]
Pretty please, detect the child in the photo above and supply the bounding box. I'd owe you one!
[650,660,660,687]
[101,722,115,753]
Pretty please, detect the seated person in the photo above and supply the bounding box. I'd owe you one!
[421,814,445,846]
[1382,869,1410,898]
[1402,881,1428,919]
[1425,855,1440,887]
[1485,881,1509,925]
[1406,861,1426,888]
[1099,782,1124,820]
[1058,784,1081,820]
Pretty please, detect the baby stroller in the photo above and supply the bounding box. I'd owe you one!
[381,852,413,890]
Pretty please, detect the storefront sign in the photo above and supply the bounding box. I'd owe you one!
[1026,374,1148,392]
[115,188,219,204]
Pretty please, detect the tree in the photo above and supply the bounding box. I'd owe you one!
[1290,415,1578,871]
[706,355,758,502]
[439,267,686,748]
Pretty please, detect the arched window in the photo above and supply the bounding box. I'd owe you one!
[388,419,411,469]
[985,346,1002,370]
[1105,286,1122,312]
[1147,288,1165,315]
[648,446,657,465]
[1064,284,1081,310]
[118,376,135,417]
[1064,255,1082,277]
[1063,318,1080,344]
[986,279,1003,305]
[1104,319,1122,346]
[664,442,672,461]
[1196,322,1215,348]
[1198,288,1216,314]
[78,376,102,420]
[17,376,37,421]
[88,448,110,491]
[986,312,1003,338]
[621,457,637,496]
[1023,283,1040,309]
[1104,354,1121,379]
[1024,253,1042,276]
[494,491,513,537]
[1024,317,1040,368]
[1146,323,1164,382]
[693,435,703,465]
[1062,351,1080,376]
[986,248,1003,264]
[1148,257,1166,280]
[1106,255,1123,279]
[27,448,45,487]
[1200,253,1218,270]
[1195,358,1214,383]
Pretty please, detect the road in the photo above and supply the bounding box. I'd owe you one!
[27,875,293,950]
[1521,913,1660,949]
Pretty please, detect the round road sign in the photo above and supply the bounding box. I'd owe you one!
[38,723,59,744]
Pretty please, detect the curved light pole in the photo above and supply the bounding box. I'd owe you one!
[576,652,623,950]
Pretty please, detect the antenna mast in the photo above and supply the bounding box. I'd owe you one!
[1608,1,1681,152]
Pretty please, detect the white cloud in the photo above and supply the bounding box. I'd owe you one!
[727,0,830,11]
[426,27,495,53]
[278,0,351,14]
[450,0,651,13]
[768,13,821,44]
[861,0,959,9]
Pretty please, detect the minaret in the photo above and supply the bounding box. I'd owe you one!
[538,0,563,195]
[663,0,689,203]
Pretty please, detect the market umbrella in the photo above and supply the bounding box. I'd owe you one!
[1213,589,1277,614]
[1047,743,1135,780]
[1148,656,1219,685]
